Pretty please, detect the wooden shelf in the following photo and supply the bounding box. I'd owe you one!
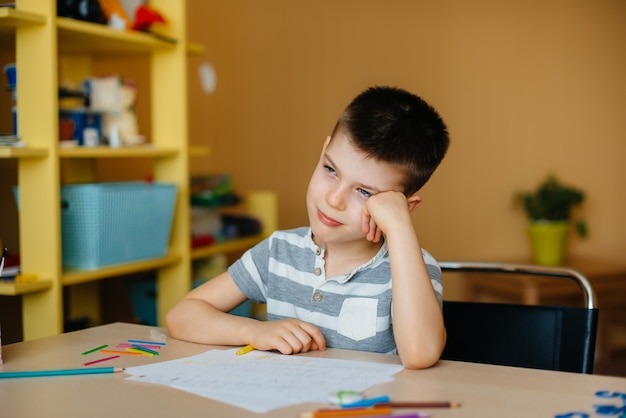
[59,145,178,159]
[191,235,265,260]
[0,147,48,158]
[0,9,178,53]
[62,252,181,286]
[0,279,53,296]
[57,17,176,54]
[0,7,46,28]
[0,7,46,48]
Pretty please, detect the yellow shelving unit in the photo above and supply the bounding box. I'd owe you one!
[0,279,52,296]
[1,1,278,341]
[0,0,198,341]
[59,145,179,159]
[0,147,48,158]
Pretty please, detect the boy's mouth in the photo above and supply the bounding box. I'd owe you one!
[317,209,342,227]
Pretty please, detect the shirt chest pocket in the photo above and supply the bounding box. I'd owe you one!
[336,297,378,341]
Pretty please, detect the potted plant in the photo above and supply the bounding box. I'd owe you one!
[517,175,587,266]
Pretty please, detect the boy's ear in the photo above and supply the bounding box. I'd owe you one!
[407,193,422,212]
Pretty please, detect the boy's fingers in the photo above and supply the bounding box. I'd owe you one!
[361,212,372,234]
[300,322,326,351]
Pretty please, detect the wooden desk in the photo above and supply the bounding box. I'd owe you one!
[1,322,625,418]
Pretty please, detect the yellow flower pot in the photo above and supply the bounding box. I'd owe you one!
[527,221,570,266]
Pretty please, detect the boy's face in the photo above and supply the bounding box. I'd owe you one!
[306,133,407,247]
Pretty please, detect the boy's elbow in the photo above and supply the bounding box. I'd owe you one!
[401,356,439,370]
[165,305,184,340]
[401,351,441,370]
[400,331,447,370]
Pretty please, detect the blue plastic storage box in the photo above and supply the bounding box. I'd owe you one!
[61,182,177,269]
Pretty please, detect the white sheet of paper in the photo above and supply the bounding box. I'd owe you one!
[125,348,403,413]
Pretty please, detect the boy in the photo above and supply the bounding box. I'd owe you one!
[167,86,449,369]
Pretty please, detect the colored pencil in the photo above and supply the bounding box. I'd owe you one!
[83,355,120,366]
[235,344,254,356]
[116,343,161,350]
[81,344,109,355]
[372,414,430,418]
[300,406,393,418]
[100,349,143,356]
[0,367,124,379]
[131,344,159,356]
[126,347,156,357]
[128,339,166,346]
[374,401,460,409]
[319,413,428,418]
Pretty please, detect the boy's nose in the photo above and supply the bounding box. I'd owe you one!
[326,184,347,210]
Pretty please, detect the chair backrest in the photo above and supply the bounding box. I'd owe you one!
[438,261,598,374]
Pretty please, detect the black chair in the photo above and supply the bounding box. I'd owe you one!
[439,261,598,374]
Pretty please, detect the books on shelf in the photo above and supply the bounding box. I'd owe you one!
[0,135,22,147]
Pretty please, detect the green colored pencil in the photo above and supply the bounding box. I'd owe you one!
[0,367,124,379]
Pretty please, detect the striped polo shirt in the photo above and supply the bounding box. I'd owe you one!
[229,227,443,354]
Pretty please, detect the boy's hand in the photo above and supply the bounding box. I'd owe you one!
[361,191,413,242]
[247,319,326,354]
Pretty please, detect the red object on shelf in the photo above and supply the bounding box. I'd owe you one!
[191,235,215,249]
[132,5,166,31]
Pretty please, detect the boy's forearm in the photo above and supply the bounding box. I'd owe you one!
[166,299,257,346]
[386,227,446,369]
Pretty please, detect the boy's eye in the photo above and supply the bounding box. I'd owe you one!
[357,188,372,198]
[324,165,336,175]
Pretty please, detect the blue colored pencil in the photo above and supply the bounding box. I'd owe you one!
[0,367,124,379]
[128,339,166,346]
[131,344,159,356]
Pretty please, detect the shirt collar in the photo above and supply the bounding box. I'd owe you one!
[306,227,388,283]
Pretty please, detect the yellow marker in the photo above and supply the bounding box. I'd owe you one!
[235,345,254,356]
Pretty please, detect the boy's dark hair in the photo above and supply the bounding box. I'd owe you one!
[331,86,449,194]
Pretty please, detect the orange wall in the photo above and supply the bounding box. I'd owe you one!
[186,0,626,264]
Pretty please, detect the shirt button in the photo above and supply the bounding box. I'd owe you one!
[315,248,322,256]
[314,267,322,276]
[313,292,323,302]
